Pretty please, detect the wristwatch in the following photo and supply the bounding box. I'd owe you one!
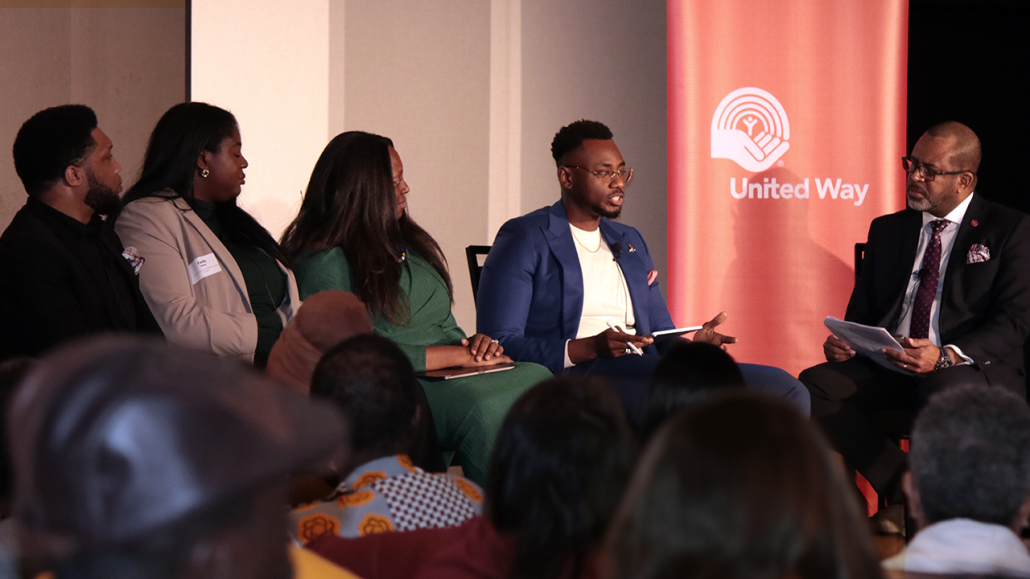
[934,346,954,371]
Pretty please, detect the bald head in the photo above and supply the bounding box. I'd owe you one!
[925,121,981,174]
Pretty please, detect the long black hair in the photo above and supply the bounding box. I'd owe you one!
[119,102,288,265]
[607,392,883,579]
[280,131,451,323]
[639,341,745,441]
[485,377,637,579]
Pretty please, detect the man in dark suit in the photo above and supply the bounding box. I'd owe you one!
[800,121,1030,510]
[0,105,162,361]
[476,120,809,421]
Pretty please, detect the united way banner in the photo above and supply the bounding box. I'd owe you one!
[667,0,909,375]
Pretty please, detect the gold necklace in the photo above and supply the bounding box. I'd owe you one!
[571,226,603,253]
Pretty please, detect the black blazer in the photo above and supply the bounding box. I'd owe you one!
[0,197,162,360]
[846,194,1030,389]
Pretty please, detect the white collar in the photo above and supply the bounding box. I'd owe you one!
[922,191,975,227]
[892,518,1030,576]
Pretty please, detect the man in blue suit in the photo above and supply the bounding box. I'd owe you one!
[476,120,809,421]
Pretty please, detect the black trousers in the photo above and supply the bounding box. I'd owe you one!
[800,358,989,505]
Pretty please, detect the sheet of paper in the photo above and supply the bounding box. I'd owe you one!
[824,317,914,374]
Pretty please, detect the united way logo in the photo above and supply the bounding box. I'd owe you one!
[711,87,790,172]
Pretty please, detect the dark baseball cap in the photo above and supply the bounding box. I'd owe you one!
[7,336,348,554]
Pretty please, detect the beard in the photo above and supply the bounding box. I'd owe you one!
[84,170,123,216]
[906,183,942,213]
[906,193,931,212]
[592,203,622,220]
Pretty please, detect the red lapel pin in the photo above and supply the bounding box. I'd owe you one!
[971,219,979,227]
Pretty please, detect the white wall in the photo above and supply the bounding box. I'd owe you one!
[191,0,331,239]
[339,0,492,333]
[189,0,669,333]
[0,1,679,341]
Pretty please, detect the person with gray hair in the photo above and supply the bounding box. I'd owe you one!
[883,384,1030,575]
[4,336,350,579]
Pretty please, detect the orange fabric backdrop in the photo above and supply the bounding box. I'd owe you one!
[667,0,909,375]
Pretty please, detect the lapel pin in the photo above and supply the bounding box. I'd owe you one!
[971,219,979,227]
[628,243,636,253]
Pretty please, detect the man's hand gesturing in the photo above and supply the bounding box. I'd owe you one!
[693,311,738,350]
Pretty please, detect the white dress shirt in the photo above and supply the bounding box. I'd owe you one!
[892,193,975,363]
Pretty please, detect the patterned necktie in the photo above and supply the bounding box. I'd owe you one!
[910,219,950,340]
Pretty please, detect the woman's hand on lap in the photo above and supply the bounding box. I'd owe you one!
[463,334,504,362]
[460,352,513,368]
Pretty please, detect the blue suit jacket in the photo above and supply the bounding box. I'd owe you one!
[476,201,674,373]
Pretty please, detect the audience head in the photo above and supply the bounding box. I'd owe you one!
[7,336,346,579]
[907,384,1030,531]
[311,334,418,471]
[265,290,374,395]
[486,376,637,579]
[607,392,881,579]
[281,131,451,323]
[550,120,614,165]
[640,341,745,440]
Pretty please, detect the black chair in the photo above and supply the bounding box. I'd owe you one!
[854,242,866,281]
[465,245,491,302]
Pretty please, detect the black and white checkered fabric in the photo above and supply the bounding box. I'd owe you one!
[375,472,480,531]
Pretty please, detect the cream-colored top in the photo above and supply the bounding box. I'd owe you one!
[570,223,635,338]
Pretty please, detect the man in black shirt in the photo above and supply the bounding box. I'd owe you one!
[0,105,162,360]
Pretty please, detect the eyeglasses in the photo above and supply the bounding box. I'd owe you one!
[565,165,634,184]
[901,156,972,182]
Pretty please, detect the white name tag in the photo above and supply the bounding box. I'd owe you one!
[188,253,223,285]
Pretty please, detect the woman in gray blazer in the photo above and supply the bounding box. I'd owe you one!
[114,102,299,367]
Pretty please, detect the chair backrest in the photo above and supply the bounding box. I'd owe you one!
[854,242,867,281]
[465,245,491,302]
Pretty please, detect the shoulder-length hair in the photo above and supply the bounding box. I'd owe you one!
[485,376,637,579]
[280,131,451,323]
[607,391,883,579]
[639,341,745,441]
[119,102,287,265]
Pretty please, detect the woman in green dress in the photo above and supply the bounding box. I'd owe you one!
[281,131,552,483]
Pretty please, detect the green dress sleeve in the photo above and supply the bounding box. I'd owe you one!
[293,248,440,371]
[293,247,355,299]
